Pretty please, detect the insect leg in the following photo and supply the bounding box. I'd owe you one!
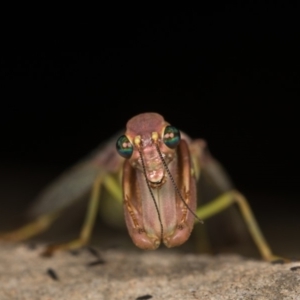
[0,211,60,241]
[42,174,105,256]
[196,190,286,262]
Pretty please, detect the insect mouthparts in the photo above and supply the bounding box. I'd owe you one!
[148,175,167,188]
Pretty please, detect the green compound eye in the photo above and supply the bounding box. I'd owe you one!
[116,135,133,158]
[163,125,181,149]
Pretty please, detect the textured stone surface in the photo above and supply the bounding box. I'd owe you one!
[0,243,299,300]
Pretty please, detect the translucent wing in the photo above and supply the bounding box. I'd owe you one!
[28,133,124,218]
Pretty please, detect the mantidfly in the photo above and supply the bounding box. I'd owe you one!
[1,113,282,261]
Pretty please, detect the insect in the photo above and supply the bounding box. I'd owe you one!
[1,112,282,261]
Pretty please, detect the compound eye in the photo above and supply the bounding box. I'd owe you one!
[163,125,181,149]
[116,135,133,158]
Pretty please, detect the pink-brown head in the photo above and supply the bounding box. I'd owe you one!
[117,112,181,187]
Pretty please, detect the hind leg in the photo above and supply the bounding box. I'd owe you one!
[196,190,287,262]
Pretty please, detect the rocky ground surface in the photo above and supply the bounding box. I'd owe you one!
[0,243,299,300]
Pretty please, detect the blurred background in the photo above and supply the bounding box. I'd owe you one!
[1,5,299,257]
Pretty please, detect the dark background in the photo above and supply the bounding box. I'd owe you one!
[1,5,299,254]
